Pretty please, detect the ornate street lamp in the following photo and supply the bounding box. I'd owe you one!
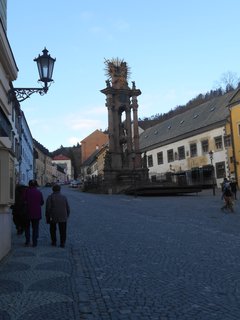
[8,48,56,103]
[209,150,216,196]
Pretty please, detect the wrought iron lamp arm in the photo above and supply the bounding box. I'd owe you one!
[8,48,55,103]
[8,85,49,103]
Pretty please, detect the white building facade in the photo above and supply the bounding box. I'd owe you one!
[19,112,33,185]
[140,91,236,188]
[144,126,229,187]
[52,155,74,182]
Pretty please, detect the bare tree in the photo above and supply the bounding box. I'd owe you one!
[219,71,240,92]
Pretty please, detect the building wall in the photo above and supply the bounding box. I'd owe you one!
[145,126,229,187]
[0,0,7,31]
[97,147,108,177]
[230,103,240,183]
[34,146,45,186]
[52,163,66,183]
[52,159,73,182]
[81,130,108,163]
[45,155,53,184]
[0,8,18,260]
[19,112,33,185]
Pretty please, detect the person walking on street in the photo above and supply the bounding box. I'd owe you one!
[11,184,28,235]
[221,177,229,200]
[45,184,70,248]
[24,180,44,247]
[221,182,234,212]
[230,178,238,200]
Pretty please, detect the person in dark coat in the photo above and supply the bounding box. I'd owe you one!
[221,182,234,212]
[230,179,238,200]
[11,184,28,234]
[24,179,44,247]
[45,184,70,248]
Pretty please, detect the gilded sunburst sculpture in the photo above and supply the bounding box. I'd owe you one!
[104,58,131,87]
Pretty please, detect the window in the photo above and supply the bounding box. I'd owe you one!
[201,140,209,154]
[151,175,157,182]
[190,143,197,157]
[191,167,200,182]
[224,135,231,147]
[167,149,174,163]
[157,151,163,165]
[9,158,14,200]
[178,146,185,160]
[214,136,223,150]
[147,155,153,167]
[216,162,226,179]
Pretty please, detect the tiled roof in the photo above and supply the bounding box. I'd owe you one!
[138,120,162,130]
[81,149,100,166]
[53,154,71,161]
[139,90,238,151]
[33,139,50,155]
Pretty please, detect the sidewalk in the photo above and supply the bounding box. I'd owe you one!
[0,222,89,320]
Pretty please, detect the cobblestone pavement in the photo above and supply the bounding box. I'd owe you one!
[1,188,240,320]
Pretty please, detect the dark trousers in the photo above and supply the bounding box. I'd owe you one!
[25,219,40,245]
[50,222,67,245]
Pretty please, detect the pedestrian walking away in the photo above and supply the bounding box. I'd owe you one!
[45,184,70,248]
[24,179,44,247]
[11,184,28,235]
[221,182,234,213]
[230,178,238,200]
[221,177,229,200]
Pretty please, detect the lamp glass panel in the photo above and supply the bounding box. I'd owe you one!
[48,58,55,79]
[40,57,50,79]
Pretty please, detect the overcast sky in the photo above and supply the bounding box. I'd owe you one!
[7,0,240,151]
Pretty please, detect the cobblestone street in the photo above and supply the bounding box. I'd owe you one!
[1,188,240,319]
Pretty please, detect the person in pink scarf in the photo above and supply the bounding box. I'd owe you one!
[24,180,44,247]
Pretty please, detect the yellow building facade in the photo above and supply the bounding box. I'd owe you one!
[227,91,240,185]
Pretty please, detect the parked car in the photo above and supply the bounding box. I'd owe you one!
[45,182,53,187]
[70,180,82,188]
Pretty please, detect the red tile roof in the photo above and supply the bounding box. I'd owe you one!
[52,154,71,161]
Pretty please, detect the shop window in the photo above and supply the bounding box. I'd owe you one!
[191,167,200,182]
[151,175,157,182]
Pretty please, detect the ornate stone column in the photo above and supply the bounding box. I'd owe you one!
[125,105,132,153]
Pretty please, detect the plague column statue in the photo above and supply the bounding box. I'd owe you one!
[101,58,148,193]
